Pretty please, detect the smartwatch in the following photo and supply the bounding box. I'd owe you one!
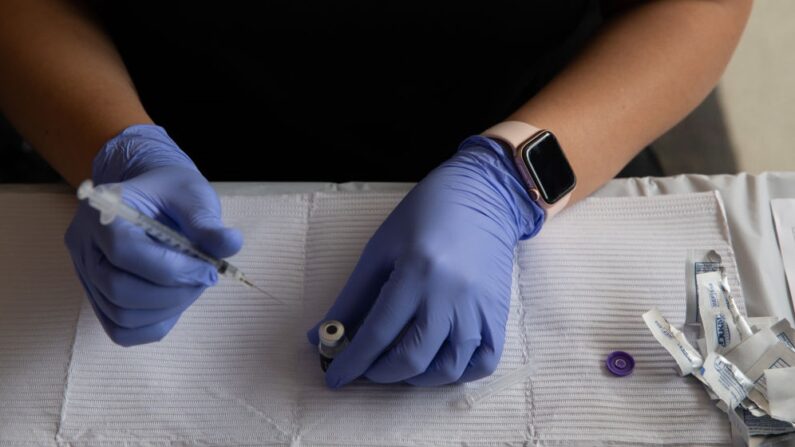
[482,121,576,219]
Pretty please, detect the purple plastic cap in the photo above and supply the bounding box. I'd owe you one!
[606,351,634,377]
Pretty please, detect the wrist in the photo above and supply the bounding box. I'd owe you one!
[456,135,545,240]
[92,124,197,184]
[481,121,576,221]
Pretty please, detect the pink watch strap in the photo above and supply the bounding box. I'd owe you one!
[483,121,542,149]
[482,121,573,220]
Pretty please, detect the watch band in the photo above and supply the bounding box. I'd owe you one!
[483,121,542,149]
[482,121,572,219]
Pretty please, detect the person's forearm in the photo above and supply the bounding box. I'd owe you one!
[509,0,752,203]
[0,0,152,187]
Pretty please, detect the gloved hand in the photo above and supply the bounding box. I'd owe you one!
[65,124,242,347]
[307,135,544,387]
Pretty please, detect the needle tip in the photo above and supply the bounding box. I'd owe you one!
[242,278,284,304]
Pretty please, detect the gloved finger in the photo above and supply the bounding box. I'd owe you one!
[85,242,202,328]
[404,310,481,386]
[188,225,242,260]
[458,343,502,383]
[306,242,393,345]
[89,253,206,310]
[404,339,480,387]
[363,305,450,383]
[89,297,182,347]
[458,315,506,382]
[90,285,196,329]
[93,216,218,287]
[71,257,181,346]
[162,181,243,259]
[323,264,421,388]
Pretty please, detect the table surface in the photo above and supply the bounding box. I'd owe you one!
[3,171,793,323]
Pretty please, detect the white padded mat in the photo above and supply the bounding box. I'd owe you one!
[0,190,740,446]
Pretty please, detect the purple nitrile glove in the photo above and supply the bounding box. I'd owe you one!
[307,135,544,387]
[65,124,242,346]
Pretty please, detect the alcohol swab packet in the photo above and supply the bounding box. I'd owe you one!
[696,258,753,355]
[748,317,781,333]
[770,319,795,351]
[725,326,782,373]
[700,352,755,410]
[744,343,795,415]
[647,248,795,442]
[643,307,703,376]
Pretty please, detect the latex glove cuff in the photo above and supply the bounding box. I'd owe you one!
[92,124,198,184]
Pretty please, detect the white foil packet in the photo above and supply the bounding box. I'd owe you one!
[701,352,755,410]
[697,260,753,355]
[725,326,783,373]
[770,319,795,351]
[643,307,704,375]
[749,317,781,333]
[745,343,795,414]
[686,250,719,341]
[766,368,795,423]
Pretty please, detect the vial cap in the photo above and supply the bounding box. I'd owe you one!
[606,351,634,377]
[319,320,345,346]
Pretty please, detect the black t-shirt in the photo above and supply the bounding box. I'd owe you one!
[93,1,602,182]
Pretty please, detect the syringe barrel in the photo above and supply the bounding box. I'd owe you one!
[80,180,223,270]
[217,260,243,280]
[79,180,278,302]
[457,362,535,409]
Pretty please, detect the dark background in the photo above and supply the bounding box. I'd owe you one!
[3,0,739,184]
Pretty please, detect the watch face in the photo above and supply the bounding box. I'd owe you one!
[520,131,576,204]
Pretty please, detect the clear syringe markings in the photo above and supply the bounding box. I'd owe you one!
[453,362,535,410]
[77,180,282,304]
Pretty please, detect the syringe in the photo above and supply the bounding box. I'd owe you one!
[453,362,535,410]
[77,180,282,303]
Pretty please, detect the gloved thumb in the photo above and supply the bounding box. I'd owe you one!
[184,220,244,259]
[161,180,244,259]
